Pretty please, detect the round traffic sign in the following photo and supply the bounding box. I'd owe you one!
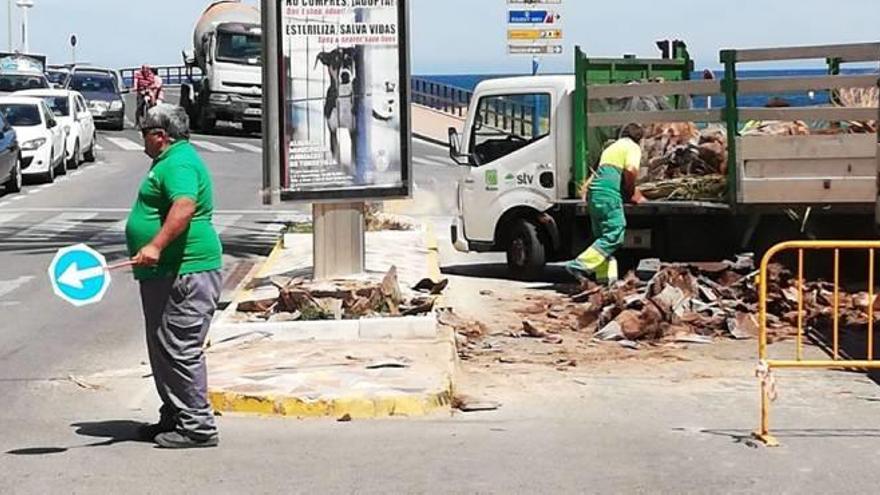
[70,34,77,47]
[48,243,110,307]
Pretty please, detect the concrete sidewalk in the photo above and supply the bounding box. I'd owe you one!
[206,225,456,419]
[412,104,464,146]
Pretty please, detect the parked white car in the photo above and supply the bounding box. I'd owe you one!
[0,96,66,183]
[17,88,97,168]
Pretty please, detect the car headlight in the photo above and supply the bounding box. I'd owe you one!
[110,100,123,111]
[209,93,230,103]
[21,138,47,151]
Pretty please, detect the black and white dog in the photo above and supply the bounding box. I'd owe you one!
[315,47,358,168]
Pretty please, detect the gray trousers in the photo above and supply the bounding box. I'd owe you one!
[139,270,222,440]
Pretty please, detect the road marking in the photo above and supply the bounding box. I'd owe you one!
[213,214,243,235]
[16,212,99,239]
[191,140,234,153]
[228,142,263,153]
[87,218,127,244]
[95,144,104,151]
[5,195,24,202]
[0,276,34,299]
[105,137,142,151]
[0,213,24,225]
[413,156,451,167]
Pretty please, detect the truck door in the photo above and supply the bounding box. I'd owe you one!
[460,91,555,242]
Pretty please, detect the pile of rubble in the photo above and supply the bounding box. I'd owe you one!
[236,266,445,322]
[508,256,880,349]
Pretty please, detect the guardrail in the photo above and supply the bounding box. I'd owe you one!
[115,68,473,120]
[411,77,472,118]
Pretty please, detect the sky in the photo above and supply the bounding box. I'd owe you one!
[3,0,879,74]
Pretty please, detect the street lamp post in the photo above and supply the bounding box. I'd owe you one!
[15,0,34,54]
[7,0,12,52]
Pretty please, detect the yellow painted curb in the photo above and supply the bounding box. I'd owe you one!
[226,239,285,308]
[209,385,453,419]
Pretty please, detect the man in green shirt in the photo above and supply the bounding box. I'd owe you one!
[566,123,645,286]
[126,104,223,449]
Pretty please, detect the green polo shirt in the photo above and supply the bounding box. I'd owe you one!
[125,140,222,280]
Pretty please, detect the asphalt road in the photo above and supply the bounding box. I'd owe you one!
[4,106,880,493]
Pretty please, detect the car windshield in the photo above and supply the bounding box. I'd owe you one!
[37,96,70,117]
[216,31,261,65]
[0,74,49,93]
[46,70,69,85]
[70,74,117,94]
[0,104,42,126]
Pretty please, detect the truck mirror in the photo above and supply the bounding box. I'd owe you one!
[474,114,483,131]
[448,127,468,165]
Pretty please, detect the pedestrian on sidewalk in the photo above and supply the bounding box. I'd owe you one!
[126,103,223,449]
[566,123,645,286]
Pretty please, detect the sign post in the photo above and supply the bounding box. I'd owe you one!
[70,33,77,65]
[266,0,412,279]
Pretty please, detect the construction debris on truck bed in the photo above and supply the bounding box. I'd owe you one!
[235,266,444,322]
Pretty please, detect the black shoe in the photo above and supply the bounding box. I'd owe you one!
[136,423,175,442]
[154,431,219,449]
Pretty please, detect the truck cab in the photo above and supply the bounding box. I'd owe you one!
[449,76,574,276]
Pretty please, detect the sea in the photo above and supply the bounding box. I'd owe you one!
[415,69,879,108]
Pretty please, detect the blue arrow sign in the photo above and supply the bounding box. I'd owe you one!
[48,244,110,307]
[508,10,557,24]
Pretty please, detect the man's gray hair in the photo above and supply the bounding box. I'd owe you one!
[142,104,190,141]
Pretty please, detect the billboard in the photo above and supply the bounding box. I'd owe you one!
[278,0,411,202]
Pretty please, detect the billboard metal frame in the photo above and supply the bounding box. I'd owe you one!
[274,0,412,203]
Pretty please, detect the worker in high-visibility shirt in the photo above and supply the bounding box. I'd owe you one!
[566,123,645,285]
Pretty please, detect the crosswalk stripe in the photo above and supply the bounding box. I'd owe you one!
[213,214,243,235]
[16,212,99,239]
[191,140,234,153]
[228,142,263,153]
[105,137,142,151]
[0,213,24,225]
[413,156,449,167]
[87,218,127,244]
[95,144,104,151]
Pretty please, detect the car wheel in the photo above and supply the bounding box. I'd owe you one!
[84,132,97,162]
[243,122,261,135]
[6,155,22,194]
[43,154,55,183]
[505,218,547,281]
[57,148,68,176]
[67,141,80,169]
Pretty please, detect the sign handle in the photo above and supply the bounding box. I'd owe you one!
[106,260,135,271]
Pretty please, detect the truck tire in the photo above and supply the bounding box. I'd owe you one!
[506,218,547,280]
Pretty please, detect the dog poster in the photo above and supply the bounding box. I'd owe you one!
[279,0,411,201]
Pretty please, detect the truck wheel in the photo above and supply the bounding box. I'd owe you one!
[506,219,547,280]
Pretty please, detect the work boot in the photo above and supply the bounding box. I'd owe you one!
[154,431,219,449]
[564,259,592,282]
[136,422,175,442]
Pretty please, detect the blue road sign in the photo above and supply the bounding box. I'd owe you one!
[48,244,110,307]
[508,10,556,24]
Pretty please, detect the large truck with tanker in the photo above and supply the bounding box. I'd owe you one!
[447,41,880,278]
[180,0,262,133]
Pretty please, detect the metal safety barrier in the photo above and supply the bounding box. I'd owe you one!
[118,65,203,89]
[755,240,880,447]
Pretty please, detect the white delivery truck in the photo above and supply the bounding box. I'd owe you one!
[448,42,880,279]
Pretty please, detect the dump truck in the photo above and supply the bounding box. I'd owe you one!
[180,0,262,133]
[448,41,880,278]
